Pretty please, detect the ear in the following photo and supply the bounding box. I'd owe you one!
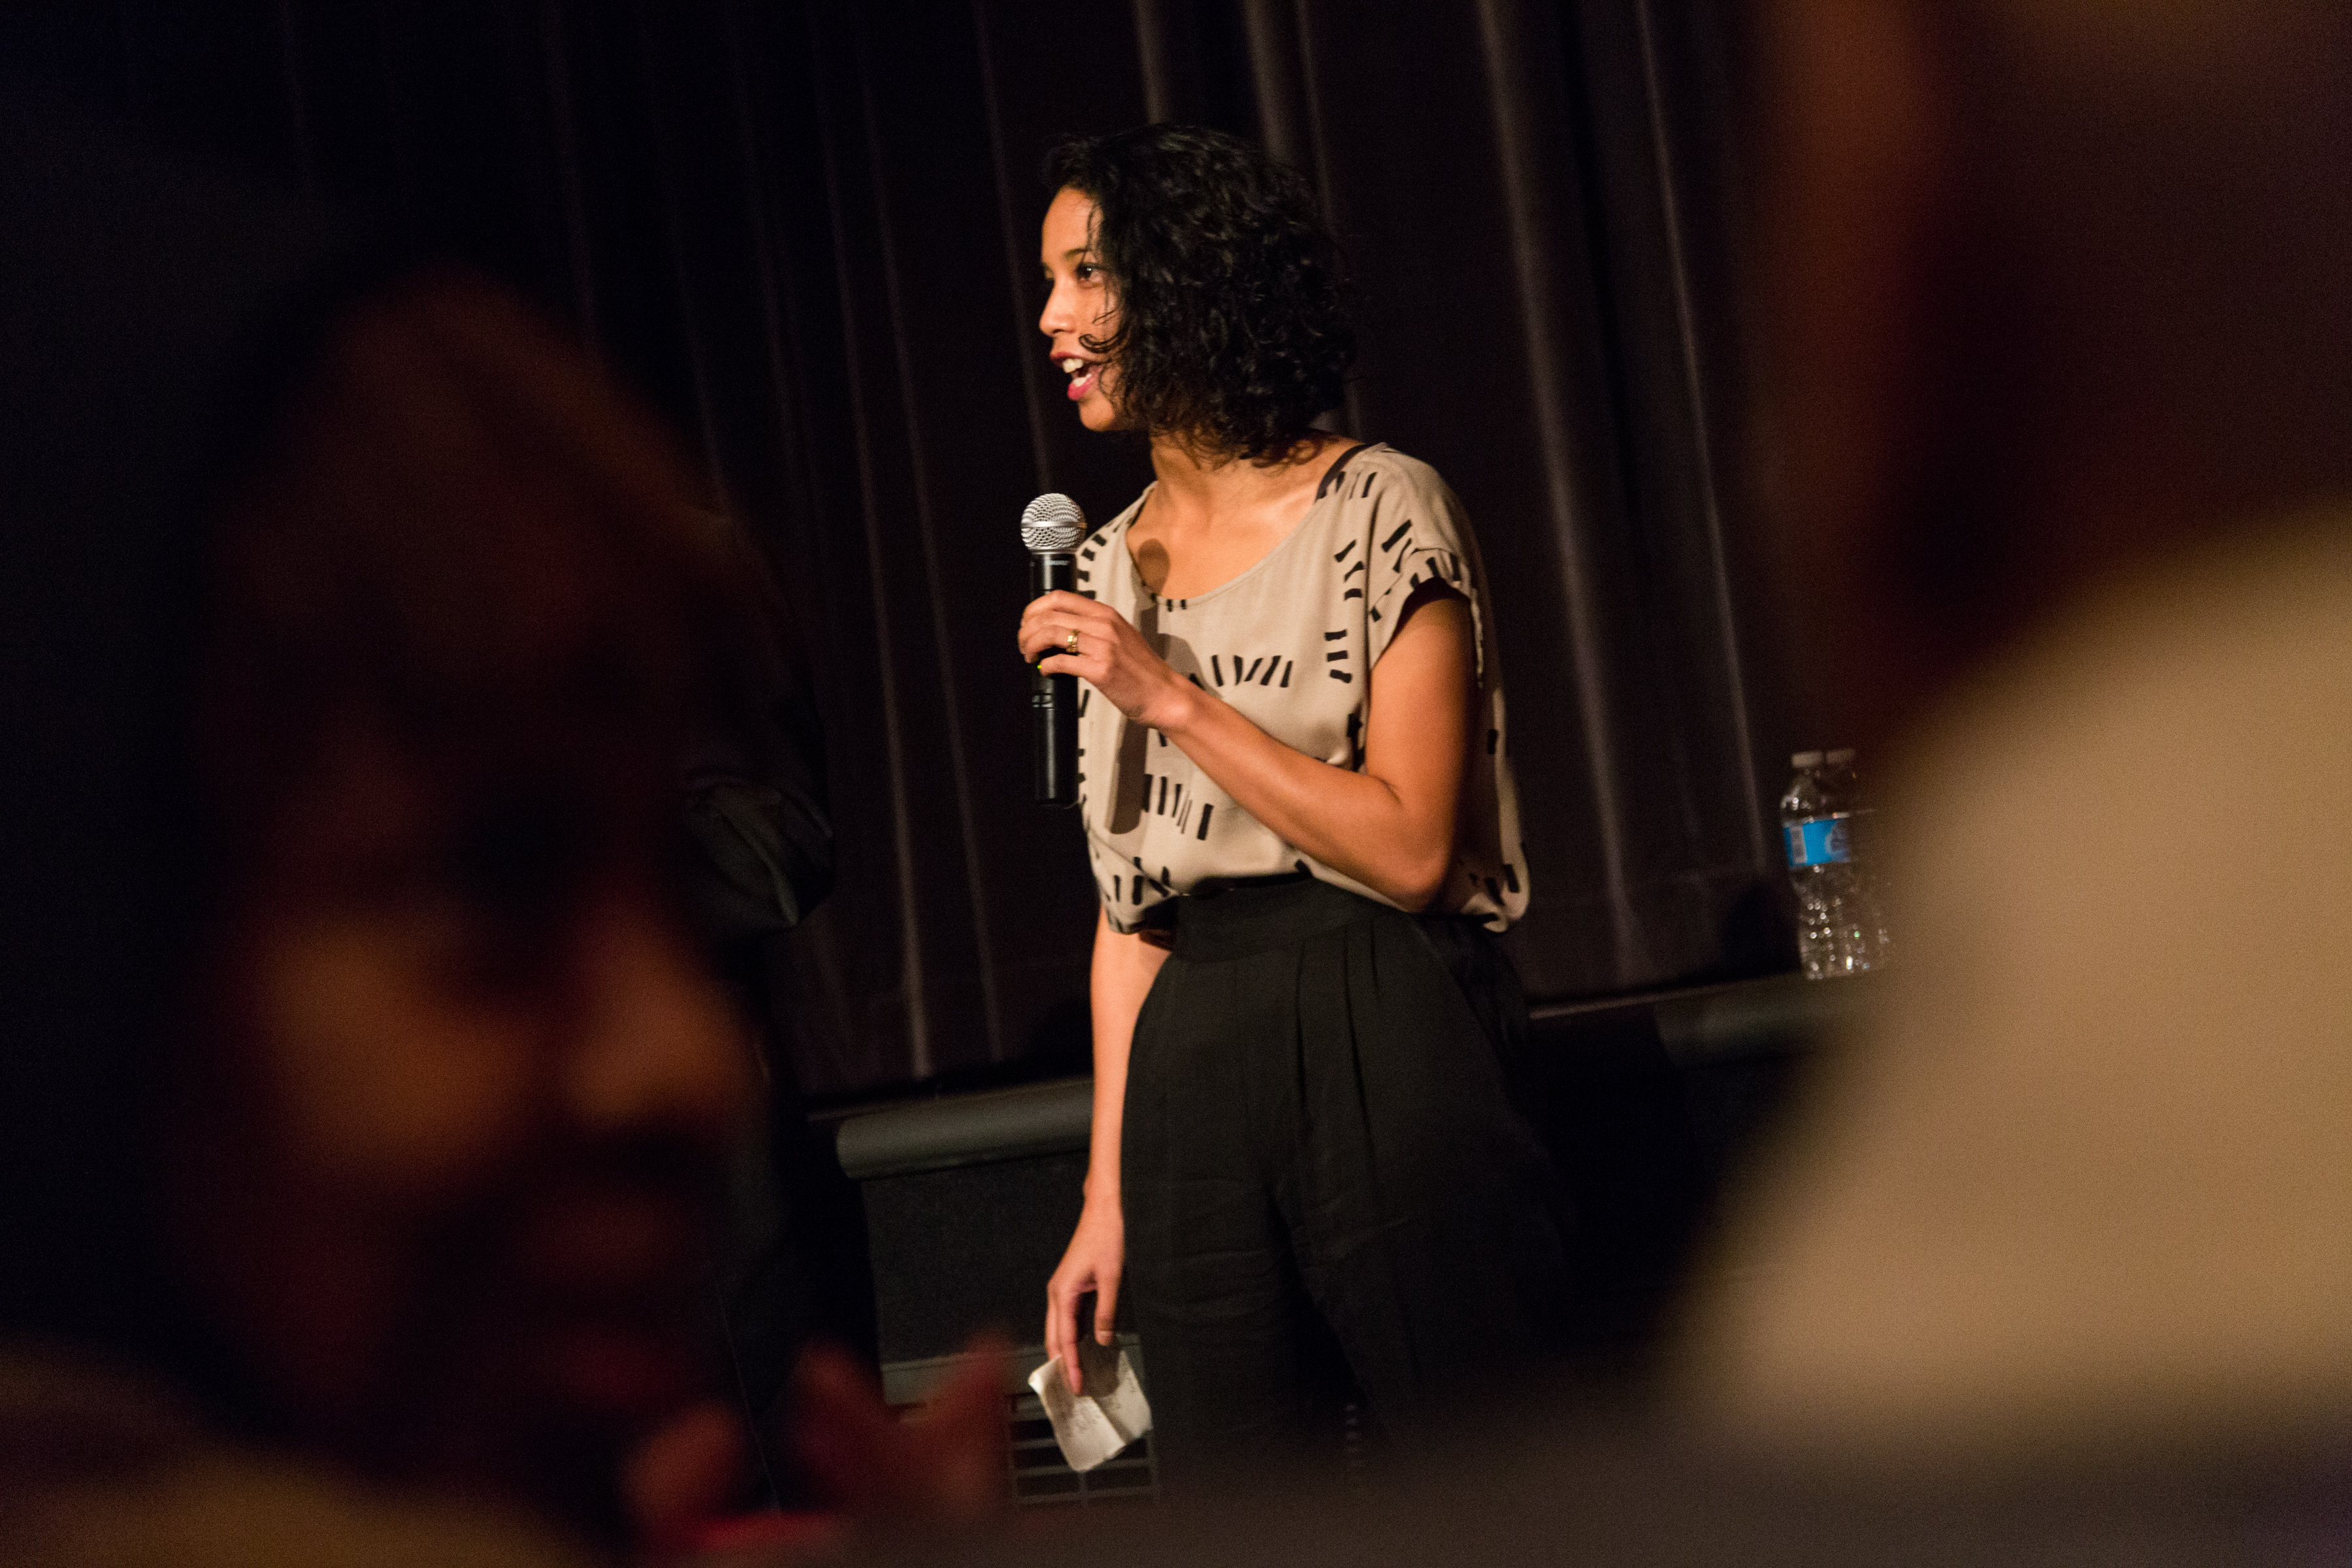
[1756,0,1958,745]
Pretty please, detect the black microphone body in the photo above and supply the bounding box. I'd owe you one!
[1022,493,1088,808]
[1030,550,1080,806]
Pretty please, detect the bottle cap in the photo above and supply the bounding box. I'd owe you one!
[1790,750,1823,768]
[1825,747,1856,764]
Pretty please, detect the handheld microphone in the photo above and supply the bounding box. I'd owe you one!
[1022,493,1086,808]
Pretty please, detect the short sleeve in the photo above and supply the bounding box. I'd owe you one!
[1363,461,1484,679]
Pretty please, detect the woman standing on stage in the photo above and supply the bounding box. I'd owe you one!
[1021,125,1568,1490]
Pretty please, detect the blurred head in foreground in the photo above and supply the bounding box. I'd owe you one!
[179,278,751,1523]
[0,95,749,1544]
[1688,0,2352,1479]
[1758,0,2352,747]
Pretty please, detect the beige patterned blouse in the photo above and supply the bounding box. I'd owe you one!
[1074,443,1529,932]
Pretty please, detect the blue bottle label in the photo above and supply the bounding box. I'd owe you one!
[1785,815,1851,867]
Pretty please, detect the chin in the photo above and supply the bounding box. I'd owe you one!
[449,1333,703,1544]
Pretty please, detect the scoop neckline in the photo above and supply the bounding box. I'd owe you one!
[1120,441,1387,607]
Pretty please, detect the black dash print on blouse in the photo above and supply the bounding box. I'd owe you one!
[1079,589,1097,600]
[1324,629,1347,641]
[1076,570,1091,587]
[1343,587,1363,600]
[1333,539,1357,563]
[1280,660,1293,687]
[1315,442,1373,500]
[1196,802,1215,840]
[1359,472,1376,497]
[1343,559,1366,581]
[1210,656,1224,686]
[1080,545,1097,560]
[1242,657,1264,683]
[1158,730,1168,746]
[1078,689,1090,716]
[1325,649,1348,662]
[1156,774,1169,815]
[1380,519,1413,552]
[1258,658,1279,686]
[1329,667,1354,683]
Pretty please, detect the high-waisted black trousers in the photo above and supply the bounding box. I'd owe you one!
[1120,876,1571,1494]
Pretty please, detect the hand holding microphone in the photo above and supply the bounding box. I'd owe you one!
[1019,495,1196,807]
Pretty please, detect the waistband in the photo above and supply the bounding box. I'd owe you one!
[1168,873,1386,963]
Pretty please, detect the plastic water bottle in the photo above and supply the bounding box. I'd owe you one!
[1782,748,1890,979]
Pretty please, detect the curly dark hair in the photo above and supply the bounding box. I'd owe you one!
[1044,124,1354,462]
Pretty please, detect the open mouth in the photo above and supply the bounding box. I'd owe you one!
[517,1190,704,1417]
[1056,355,1101,402]
[538,1315,698,1417]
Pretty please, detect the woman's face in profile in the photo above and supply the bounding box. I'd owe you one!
[1039,186,1126,432]
[169,717,747,1511]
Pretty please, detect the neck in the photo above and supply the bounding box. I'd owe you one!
[1147,429,1344,512]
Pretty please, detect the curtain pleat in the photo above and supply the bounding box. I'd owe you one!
[1,0,1801,1098]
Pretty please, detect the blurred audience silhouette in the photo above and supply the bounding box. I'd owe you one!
[0,78,998,1565]
[1688,0,2352,1480]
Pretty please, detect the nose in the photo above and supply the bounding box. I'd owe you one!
[1039,276,1071,340]
[561,887,749,1148]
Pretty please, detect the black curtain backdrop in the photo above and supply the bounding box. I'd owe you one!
[2,1,1805,1100]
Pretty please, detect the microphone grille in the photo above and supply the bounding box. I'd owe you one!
[1021,493,1088,553]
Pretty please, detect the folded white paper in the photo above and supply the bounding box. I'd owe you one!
[1027,1349,1152,1473]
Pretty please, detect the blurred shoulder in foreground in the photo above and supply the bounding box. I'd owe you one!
[1690,0,2352,1479]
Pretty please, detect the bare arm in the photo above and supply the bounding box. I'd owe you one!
[1021,584,1475,909]
[1043,907,1168,1390]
